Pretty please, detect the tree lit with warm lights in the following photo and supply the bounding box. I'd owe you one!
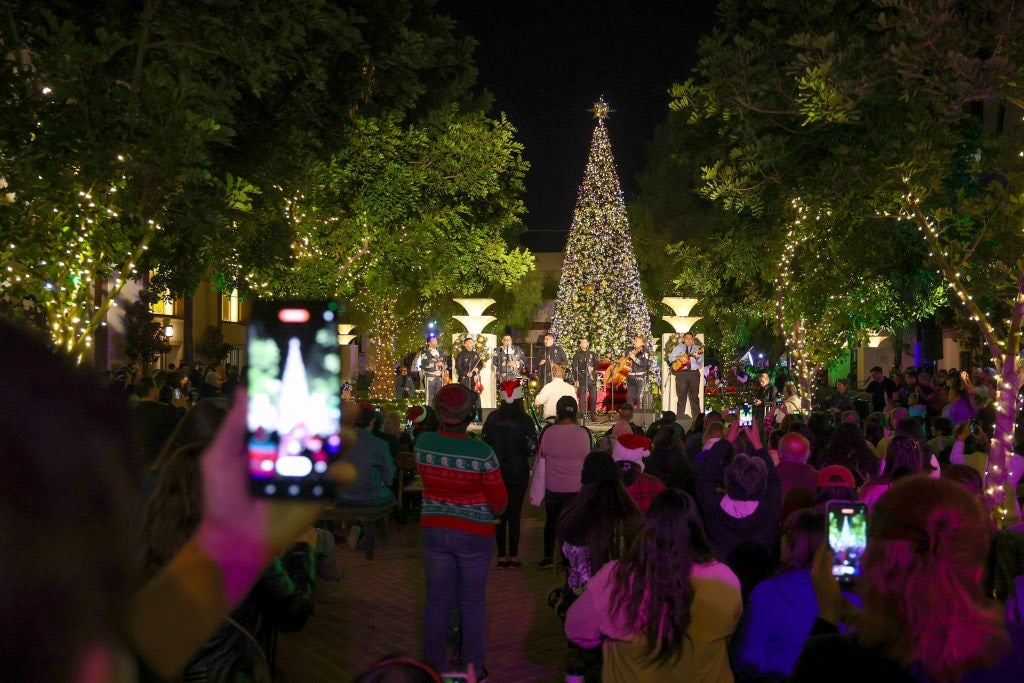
[552,99,652,361]
[673,0,1024,520]
[0,0,507,371]
[244,112,534,399]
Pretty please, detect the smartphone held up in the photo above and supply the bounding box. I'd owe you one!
[246,300,344,499]
[827,501,868,584]
[738,402,753,429]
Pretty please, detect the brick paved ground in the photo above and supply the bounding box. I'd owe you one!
[276,505,569,683]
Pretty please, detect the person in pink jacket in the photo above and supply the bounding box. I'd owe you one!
[565,489,742,682]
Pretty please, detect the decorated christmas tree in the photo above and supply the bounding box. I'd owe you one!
[551,98,652,361]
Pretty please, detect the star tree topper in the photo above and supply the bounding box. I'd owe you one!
[588,97,615,121]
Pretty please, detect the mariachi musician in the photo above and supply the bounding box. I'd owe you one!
[667,331,704,421]
[455,334,482,420]
[571,337,600,418]
[623,335,652,409]
[418,334,447,406]
[494,333,526,383]
[536,332,568,387]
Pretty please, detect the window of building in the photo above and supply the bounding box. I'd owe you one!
[150,298,176,316]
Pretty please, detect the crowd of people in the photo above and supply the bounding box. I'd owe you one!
[400,359,1024,681]
[8,310,1024,683]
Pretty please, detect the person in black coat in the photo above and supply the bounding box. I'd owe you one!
[696,418,781,597]
[537,332,568,387]
[482,380,538,568]
[752,372,779,425]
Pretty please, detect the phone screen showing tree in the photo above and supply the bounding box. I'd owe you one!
[828,502,868,583]
[247,301,342,499]
[739,403,753,428]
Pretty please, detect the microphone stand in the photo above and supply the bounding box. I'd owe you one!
[581,352,589,428]
[607,356,616,420]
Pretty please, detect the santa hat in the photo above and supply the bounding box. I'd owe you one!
[499,380,523,403]
[613,434,651,470]
[406,405,427,425]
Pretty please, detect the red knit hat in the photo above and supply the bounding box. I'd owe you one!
[434,384,474,424]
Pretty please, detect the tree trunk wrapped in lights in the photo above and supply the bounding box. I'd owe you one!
[366,294,401,401]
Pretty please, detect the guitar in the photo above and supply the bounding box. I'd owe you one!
[671,345,703,372]
[605,355,632,388]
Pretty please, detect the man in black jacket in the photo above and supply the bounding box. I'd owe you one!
[571,337,600,419]
[536,332,568,387]
[752,372,778,425]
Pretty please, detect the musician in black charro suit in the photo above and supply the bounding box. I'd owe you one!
[417,335,447,406]
[455,335,482,420]
[571,337,600,418]
[494,333,526,383]
[623,335,652,409]
[536,332,568,387]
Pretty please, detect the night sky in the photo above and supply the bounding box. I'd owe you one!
[439,0,719,247]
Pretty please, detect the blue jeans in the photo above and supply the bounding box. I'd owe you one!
[422,527,494,673]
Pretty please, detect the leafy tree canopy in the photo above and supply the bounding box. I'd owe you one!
[664,0,1024,365]
[668,0,1024,511]
[0,0,501,358]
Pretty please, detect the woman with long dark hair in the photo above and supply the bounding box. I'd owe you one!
[141,443,320,680]
[818,421,878,487]
[859,435,924,508]
[565,489,742,680]
[556,451,641,681]
[558,451,642,605]
[645,425,684,481]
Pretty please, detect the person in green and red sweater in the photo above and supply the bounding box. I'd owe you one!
[416,383,507,679]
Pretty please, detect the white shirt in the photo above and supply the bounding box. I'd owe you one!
[534,378,578,419]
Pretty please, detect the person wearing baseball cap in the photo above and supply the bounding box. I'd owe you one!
[336,401,395,509]
[813,465,858,513]
[416,383,508,676]
[482,380,538,569]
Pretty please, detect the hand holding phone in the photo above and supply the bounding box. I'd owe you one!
[810,542,845,625]
[247,300,344,499]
